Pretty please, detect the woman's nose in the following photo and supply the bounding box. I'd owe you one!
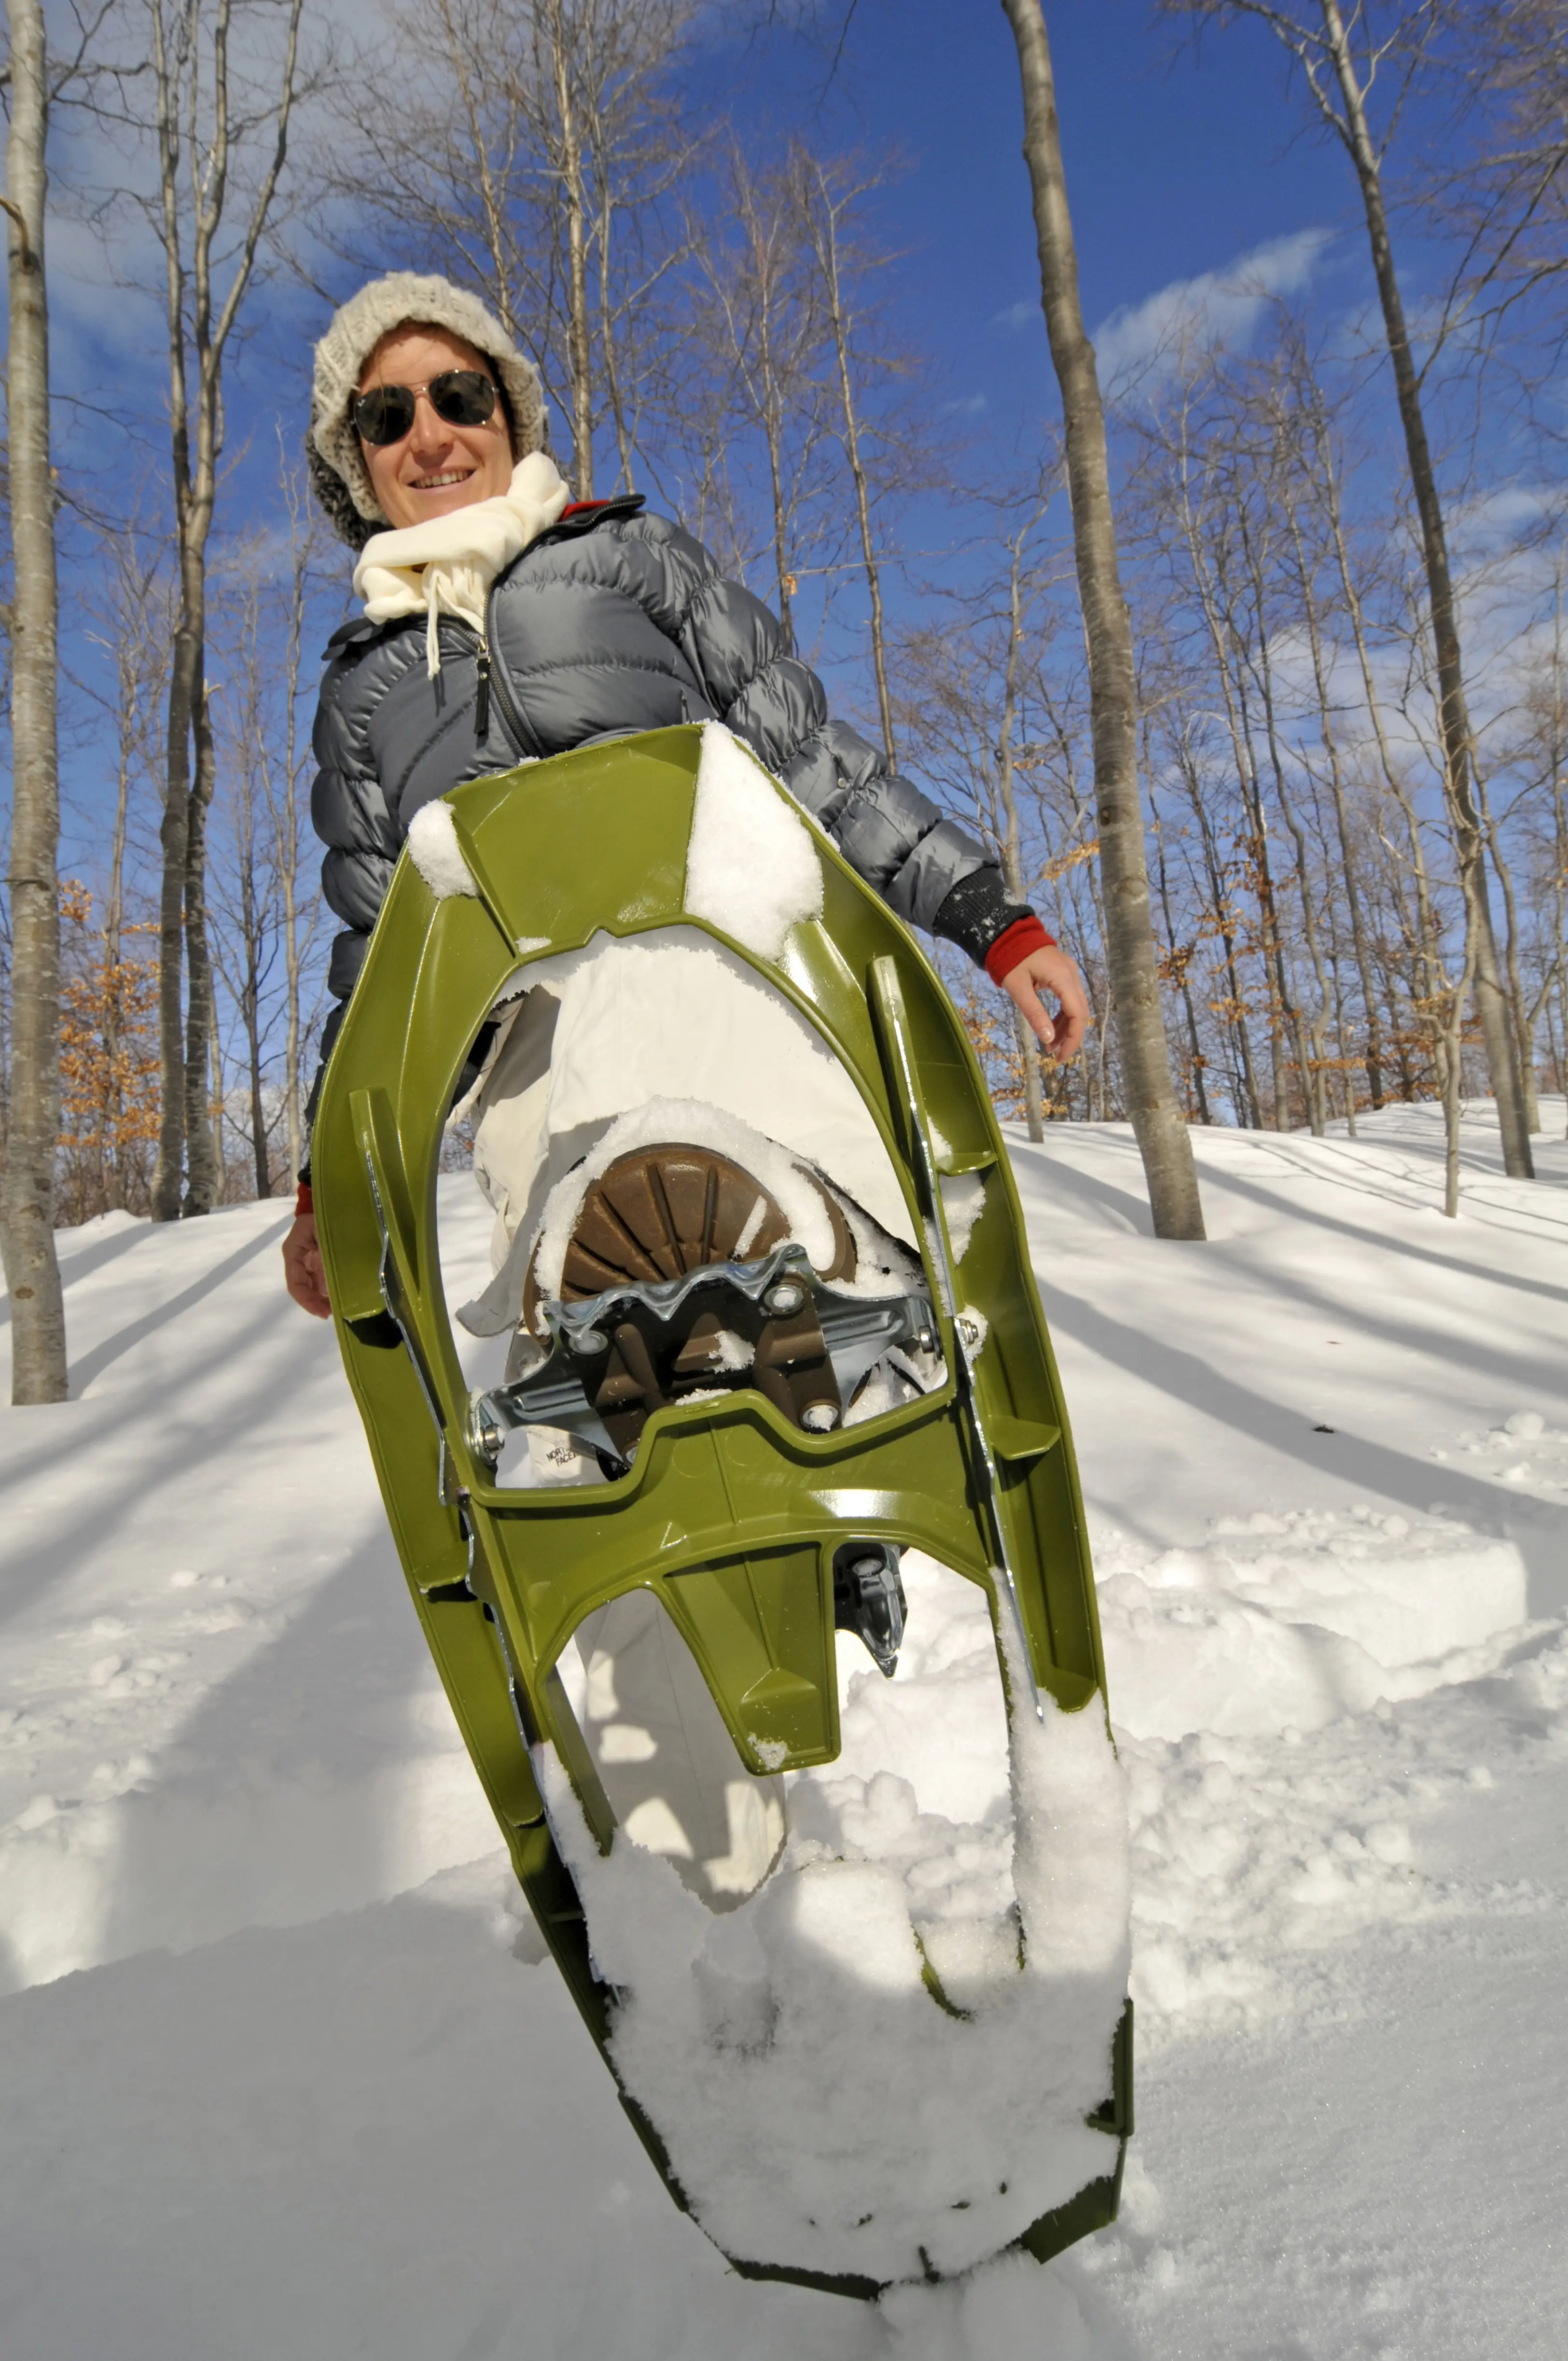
[406,392,451,456]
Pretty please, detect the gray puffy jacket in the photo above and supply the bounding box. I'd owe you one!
[306,494,1029,1127]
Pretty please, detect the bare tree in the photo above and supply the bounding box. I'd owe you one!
[1166,0,1535,1174]
[133,0,305,1221]
[797,148,904,761]
[256,447,326,1185]
[1143,742,1216,1123]
[687,141,835,649]
[325,0,697,498]
[1510,543,1568,1131]
[994,499,1053,1141]
[81,530,176,1214]
[1426,1,1568,367]
[894,474,1071,1139]
[209,466,326,1197]
[0,0,67,1398]
[1000,0,1205,1235]
[211,631,277,1198]
[1276,323,1389,1106]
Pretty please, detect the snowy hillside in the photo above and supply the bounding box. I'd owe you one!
[2,1103,1565,2358]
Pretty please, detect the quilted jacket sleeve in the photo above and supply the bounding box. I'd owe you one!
[618,513,1026,940]
[299,639,403,1163]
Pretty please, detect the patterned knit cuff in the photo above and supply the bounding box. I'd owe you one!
[932,867,1030,966]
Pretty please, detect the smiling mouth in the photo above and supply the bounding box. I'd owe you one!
[412,468,475,489]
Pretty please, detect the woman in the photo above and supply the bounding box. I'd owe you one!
[282,270,1089,1320]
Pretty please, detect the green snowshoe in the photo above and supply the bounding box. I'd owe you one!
[312,724,1131,2297]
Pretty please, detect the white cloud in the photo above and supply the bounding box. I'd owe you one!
[991,298,1040,334]
[1091,228,1335,388]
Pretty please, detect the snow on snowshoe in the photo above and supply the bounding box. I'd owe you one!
[310,721,1132,2296]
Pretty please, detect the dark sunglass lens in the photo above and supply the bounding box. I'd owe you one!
[352,386,416,446]
[430,370,498,428]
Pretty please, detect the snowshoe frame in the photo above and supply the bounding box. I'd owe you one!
[312,726,1131,2296]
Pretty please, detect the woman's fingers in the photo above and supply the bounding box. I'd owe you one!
[282,1211,333,1320]
[999,946,1092,1064]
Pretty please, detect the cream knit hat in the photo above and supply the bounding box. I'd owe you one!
[308,272,549,549]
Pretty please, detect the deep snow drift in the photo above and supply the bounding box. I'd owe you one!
[1,1100,1565,2357]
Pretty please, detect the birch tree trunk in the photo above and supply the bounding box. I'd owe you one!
[1,0,68,1402]
[1000,0,1204,1237]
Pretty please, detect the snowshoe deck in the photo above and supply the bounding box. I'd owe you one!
[311,726,1131,2294]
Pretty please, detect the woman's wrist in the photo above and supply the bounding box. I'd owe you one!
[982,914,1056,985]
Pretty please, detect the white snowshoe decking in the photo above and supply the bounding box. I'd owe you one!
[311,724,1131,2296]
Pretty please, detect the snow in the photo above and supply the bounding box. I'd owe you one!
[1098,1510,1530,1742]
[405,796,479,899]
[2,1098,1567,2354]
[938,1169,988,1261]
[684,722,824,959]
[537,1553,1129,2283]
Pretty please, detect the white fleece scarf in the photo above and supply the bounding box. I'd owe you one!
[352,450,571,677]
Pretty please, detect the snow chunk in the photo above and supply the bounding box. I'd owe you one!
[534,1551,1129,2286]
[940,1169,987,1261]
[406,800,478,900]
[1097,1509,1530,1744]
[684,724,823,960]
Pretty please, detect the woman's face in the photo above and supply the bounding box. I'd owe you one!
[357,323,514,531]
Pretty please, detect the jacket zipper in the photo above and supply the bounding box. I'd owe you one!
[474,642,492,742]
[455,616,540,760]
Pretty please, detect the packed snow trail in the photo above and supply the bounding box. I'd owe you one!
[1,1103,1565,2356]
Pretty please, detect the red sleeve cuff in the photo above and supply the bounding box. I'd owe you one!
[983,916,1056,985]
[295,1182,313,1217]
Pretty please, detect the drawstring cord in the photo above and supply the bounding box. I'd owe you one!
[425,573,443,678]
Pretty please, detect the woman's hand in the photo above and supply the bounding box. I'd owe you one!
[282,1210,333,1320]
[999,944,1092,1064]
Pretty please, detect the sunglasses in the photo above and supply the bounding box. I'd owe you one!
[350,368,500,447]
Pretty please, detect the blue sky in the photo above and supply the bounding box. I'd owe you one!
[35,0,1424,876]
[725,0,1359,440]
[40,0,1364,506]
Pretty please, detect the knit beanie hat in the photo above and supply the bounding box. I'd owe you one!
[308,271,549,549]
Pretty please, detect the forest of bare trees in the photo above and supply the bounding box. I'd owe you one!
[4,1,1568,1322]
